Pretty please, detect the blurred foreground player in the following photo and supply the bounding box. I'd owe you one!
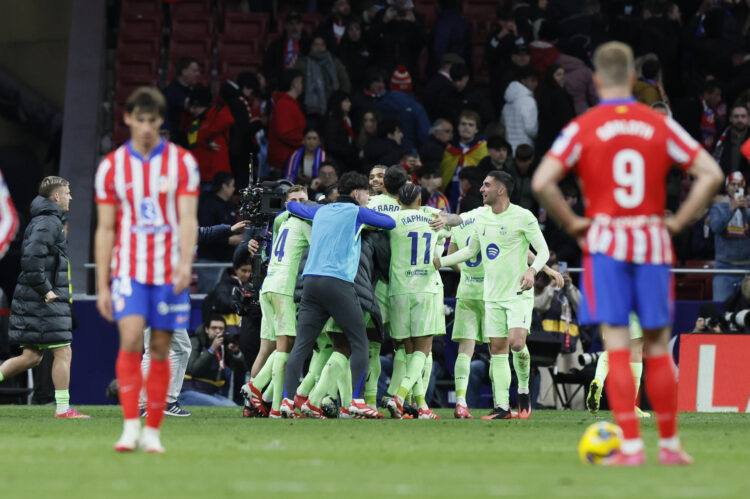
[95,87,199,453]
[533,42,723,465]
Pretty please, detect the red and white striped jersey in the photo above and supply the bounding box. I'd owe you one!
[0,168,18,259]
[95,139,200,285]
[547,99,702,264]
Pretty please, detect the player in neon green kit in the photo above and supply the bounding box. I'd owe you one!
[587,312,651,418]
[387,183,451,419]
[241,185,311,418]
[438,171,550,420]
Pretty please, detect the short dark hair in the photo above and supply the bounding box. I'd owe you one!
[702,80,721,96]
[449,63,469,82]
[417,166,440,179]
[458,166,484,185]
[338,171,369,195]
[515,144,535,161]
[641,59,660,80]
[125,87,167,117]
[378,118,402,139]
[280,69,304,92]
[303,126,321,138]
[383,165,409,195]
[206,315,227,328]
[237,72,260,94]
[398,183,421,205]
[211,171,234,192]
[364,67,386,89]
[487,170,514,196]
[318,162,338,175]
[176,57,198,76]
[487,136,511,152]
[327,90,350,119]
[233,251,253,269]
[518,66,540,82]
[188,85,212,107]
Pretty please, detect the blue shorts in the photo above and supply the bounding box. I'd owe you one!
[578,254,673,330]
[111,277,191,331]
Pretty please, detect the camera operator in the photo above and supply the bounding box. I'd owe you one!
[709,172,750,301]
[691,303,726,333]
[179,316,245,406]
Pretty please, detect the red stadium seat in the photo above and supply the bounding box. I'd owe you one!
[680,260,715,300]
[170,0,213,15]
[114,74,159,105]
[115,54,159,79]
[223,12,269,40]
[117,32,161,57]
[674,278,706,301]
[121,0,162,17]
[217,34,263,58]
[169,37,213,60]
[171,14,215,38]
[120,14,163,35]
[218,55,263,82]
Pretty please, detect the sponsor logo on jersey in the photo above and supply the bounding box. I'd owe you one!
[405,269,429,277]
[465,276,484,283]
[486,243,500,259]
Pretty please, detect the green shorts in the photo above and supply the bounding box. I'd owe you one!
[484,296,533,339]
[452,298,485,343]
[434,286,446,336]
[260,292,297,341]
[389,293,441,340]
[324,312,373,334]
[629,312,643,340]
[19,342,71,351]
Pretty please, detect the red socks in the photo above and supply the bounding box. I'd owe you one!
[116,350,143,420]
[145,358,170,430]
[645,354,678,439]
[604,349,640,440]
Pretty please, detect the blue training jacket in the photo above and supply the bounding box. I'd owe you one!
[286,197,396,283]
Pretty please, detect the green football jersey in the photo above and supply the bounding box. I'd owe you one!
[451,206,488,300]
[368,193,401,214]
[261,215,311,296]
[443,204,545,302]
[388,209,449,296]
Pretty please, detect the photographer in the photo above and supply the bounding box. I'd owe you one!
[709,172,750,301]
[720,275,750,333]
[180,316,245,406]
[691,303,726,334]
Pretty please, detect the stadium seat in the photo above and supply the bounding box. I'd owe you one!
[171,14,216,39]
[169,37,213,60]
[121,0,162,17]
[119,15,163,36]
[114,54,159,79]
[114,74,160,105]
[223,12,269,40]
[674,278,706,301]
[170,0,213,15]
[217,34,263,58]
[117,32,161,57]
[218,55,263,82]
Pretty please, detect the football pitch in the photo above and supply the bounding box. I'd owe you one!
[1,407,748,498]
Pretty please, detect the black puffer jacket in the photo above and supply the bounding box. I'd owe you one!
[294,228,391,338]
[9,196,72,345]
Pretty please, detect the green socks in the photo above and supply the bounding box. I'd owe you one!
[253,351,276,391]
[337,358,353,409]
[297,344,333,397]
[631,361,643,402]
[387,345,407,396]
[454,353,471,404]
[310,352,348,407]
[512,346,531,394]
[55,389,70,414]
[422,351,433,390]
[397,351,426,400]
[365,341,381,406]
[271,352,289,411]
[594,350,609,384]
[490,354,511,410]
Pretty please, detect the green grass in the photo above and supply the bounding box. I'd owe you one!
[1,407,748,498]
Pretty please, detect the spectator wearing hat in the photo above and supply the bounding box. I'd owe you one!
[418,167,450,212]
[197,172,241,293]
[390,64,412,93]
[477,136,512,176]
[370,0,426,75]
[268,69,307,173]
[446,62,494,130]
[424,53,464,121]
[323,91,358,170]
[713,104,750,180]
[262,12,311,88]
[314,0,352,56]
[710,171,750,301]
[420,118,453,169]
[162,57,201,147]
[427,0,470,77]
[501,66,539,154]
[187,86,235,185]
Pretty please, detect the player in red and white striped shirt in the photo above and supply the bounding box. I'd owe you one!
[0,168,18,259]
[533,42,723,466]
[95,87,199,453]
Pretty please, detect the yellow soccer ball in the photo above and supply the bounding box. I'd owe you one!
[578,421,623,465]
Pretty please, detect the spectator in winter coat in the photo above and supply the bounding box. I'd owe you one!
[356,109,380,162]
[363,118,405,169]
[485,12,530,110]
[313,0,352,56]
[427,0,470,77]
[420,118,453,169]
[501,66,539,153]
[713,104,750,180]
[507,143,537,213]
[221,73,263,190]
[284,127,328,185]
[440,110,488,207]
[423,53,465,121]
[187,86,235,184]
[370,0,426,75]
[633,58,669,107]
[262,12,311,88]
[446,63,494,130]
[162,57,201,147]
[338,19,371,92]
[294,36,351,121]
[268,70,306,172]
[3,177,88,418]
[323,91,357,170]
[476,135,512,176]
[351,67,388,134]
[536,64,575,156]
[673,80,723,151]
[556,50,597,115]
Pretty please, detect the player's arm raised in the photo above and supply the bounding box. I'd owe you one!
[665,149,724,235]
[531,156,591,237]
[445,241,462,273]
[94,203,116,322]
[175,194,198,294]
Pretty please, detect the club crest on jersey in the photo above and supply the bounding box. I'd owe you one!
[158,175,173,193]
[486,243,500,260]
[499,225,507,236]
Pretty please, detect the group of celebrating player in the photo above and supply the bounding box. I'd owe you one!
[95,41,724,466]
